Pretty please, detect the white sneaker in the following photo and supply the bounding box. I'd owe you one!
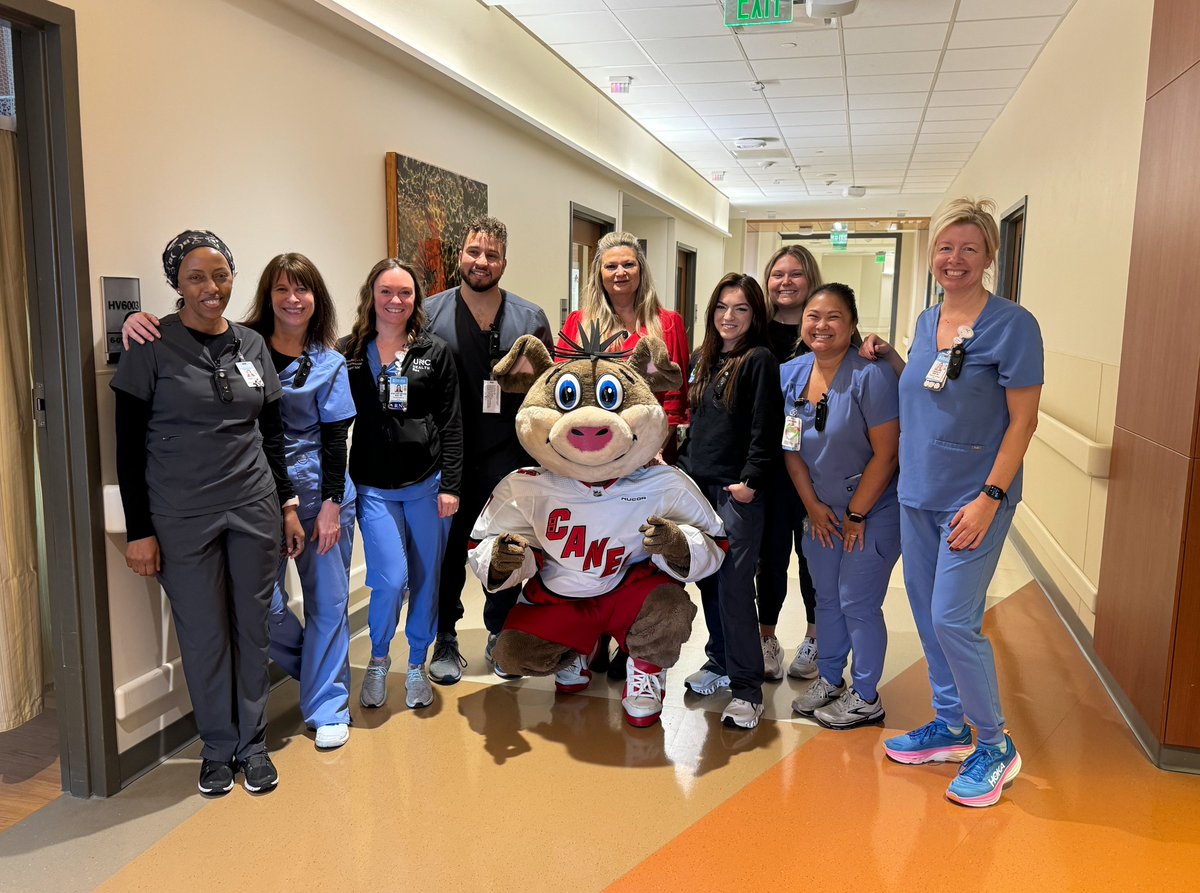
[314,723,349,749]
[721,697,765,730]
[684,667,731,696]
[787,636,819,680]
[814,688,885,730]
[554,652,593,693]
[622,658,666,727]
[761,635,784,681]
[405,665,433,709]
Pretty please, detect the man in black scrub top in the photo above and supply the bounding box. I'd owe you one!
[424,216,553,684]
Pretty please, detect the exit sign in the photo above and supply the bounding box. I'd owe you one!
[831,231,848,248]
[724,0,793,27]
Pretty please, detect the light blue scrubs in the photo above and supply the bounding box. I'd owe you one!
[780,352,900,702]
[268,345,357,729]
[356,342,451,666]
[898,295,1043,745]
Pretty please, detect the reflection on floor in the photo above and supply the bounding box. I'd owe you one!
[2,542,1199,892]
[0,704,59,835]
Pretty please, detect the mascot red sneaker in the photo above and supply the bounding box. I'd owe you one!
[467,324,726,727]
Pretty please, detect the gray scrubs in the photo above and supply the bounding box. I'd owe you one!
[112,315,282,763]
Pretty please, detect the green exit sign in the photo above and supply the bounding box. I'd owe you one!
[724,0,794,27]
[831,231,848,248]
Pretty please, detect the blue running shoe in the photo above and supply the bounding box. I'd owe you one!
[883,719,974,764]
[946,734,1021,808]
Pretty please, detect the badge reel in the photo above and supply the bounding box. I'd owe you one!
[380,350,409,412]
[923,324,973,391]
[782,401,803,451]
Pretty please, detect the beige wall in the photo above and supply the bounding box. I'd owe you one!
[940,0,1152,636]
[69,0,728,751]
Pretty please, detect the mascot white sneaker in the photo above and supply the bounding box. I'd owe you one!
[467,324,726,727]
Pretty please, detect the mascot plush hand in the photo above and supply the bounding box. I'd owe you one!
[467,324,726,727]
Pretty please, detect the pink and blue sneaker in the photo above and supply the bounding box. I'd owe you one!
[883,719,975,764]
[946,733,1021,808]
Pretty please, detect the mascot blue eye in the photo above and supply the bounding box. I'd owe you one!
[595,374,623,411]
[555,373,581,410]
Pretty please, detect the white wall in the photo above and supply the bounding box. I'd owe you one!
[66,0,728,751]
[940,0,1153,635]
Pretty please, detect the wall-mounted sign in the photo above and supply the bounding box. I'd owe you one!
[876,251,887,264]
[830,231,848,248]
[102,276,141,364]
[724,0,793,27]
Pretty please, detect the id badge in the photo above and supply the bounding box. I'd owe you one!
[923,349,951,391]
[387,375,409,411]
[482,379,501,414]
[235,361,265,389]
[782,414,802,451]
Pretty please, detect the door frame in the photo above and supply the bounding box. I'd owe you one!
[6,0,119,797]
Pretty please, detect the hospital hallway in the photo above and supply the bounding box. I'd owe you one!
[1,540,1197,892]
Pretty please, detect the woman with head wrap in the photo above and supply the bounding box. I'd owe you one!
[112,230,304,796]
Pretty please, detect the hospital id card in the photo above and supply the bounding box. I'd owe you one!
[387,375,409,411]
[482,379,501,414]
[923,349,951,391]
[782,414,802,451]
[235,361,265,389]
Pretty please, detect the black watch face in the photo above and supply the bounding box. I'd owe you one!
[984,486,1004,500]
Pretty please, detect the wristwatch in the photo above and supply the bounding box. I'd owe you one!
[846,510,866,523]
[981,485,1006,501]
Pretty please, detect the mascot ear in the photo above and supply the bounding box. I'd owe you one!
[628,336,683,393]
[494,334,555,394]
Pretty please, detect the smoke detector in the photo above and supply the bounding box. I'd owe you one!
[805,0,859,18]
[843,185,867,197]
[734,137,768,150]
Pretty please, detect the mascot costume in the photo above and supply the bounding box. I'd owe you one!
[467,324,726,727]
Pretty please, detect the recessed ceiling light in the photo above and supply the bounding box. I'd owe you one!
[734,137,768,149]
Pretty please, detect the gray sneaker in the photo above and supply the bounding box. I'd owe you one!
[787,636,819,680]
[721,697,765,730]
[684,667,731,696]
[486,632,522,680]
[791,676,845,717]
[813,688,885,729]
[429,634,466,685]
[360,656,391,707]
[761,635,784,681]
[405,665,433,709]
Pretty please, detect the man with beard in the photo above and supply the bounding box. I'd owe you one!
[424,216,553,684]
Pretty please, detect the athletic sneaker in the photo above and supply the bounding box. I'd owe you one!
[883,719,975,765]
[240,753,279,793]
[787,636,819,679]
[622,658,666,727]
[486,632,523,680]
[684,667,731,696]
[405,665,434,709]
[813,688,884,730]
[946,734,1021,808]
[554,652,592,693]
[607,647,629,682]
[721,697,765,730]
[197,759,235,795]
[428,633,466,685]
[791,676,845,717]
[314,723,349,749]
[761,635,784,681]
[360,656,391,707]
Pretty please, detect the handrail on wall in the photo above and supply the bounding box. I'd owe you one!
[1034,411,1111,478]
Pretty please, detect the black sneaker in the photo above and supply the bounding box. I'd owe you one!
[197,759,235,795]
[239,752,279,793]
[607,647,629,681]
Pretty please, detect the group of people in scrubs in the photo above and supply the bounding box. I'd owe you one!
[113,194,1039,810]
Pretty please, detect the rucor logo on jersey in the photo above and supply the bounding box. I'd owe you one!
[545,508,626,576]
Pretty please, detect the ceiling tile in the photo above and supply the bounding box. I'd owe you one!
[739,29,842,60]
[612,6,726,40]
[519,11,626,44]
[948,16,1062,49]
[554,40,650,69]
[842,23,950,54]
[956,0,1074,20]
[636,115,710,131]
[923,103,1002,121]
[689,97,772,116]
[935,69,1026,91]
[849,107,924,124]
[845,51,941,77]
[773,110,849,126]
[783,135,850,148]
[705,113,782,130]
[602,0,714,9]
[711,126,785,141]
[928,88,1015,106]
[657,129,722,144]
[639,35,742,65]
[851,121,920,136]
[579,64,671,87]
[779,124,851,138]
[919,119,994,134]
[847,73,935,94]
[678,82,772,102]
[615,100,696,118]
[909,151,971,161]
[499,0,607,11]
[752,56,845,81]
[609,85,686,104]
[766,95,848,112]
[848,92,930,110]
[914,138,981,150]
[940,45,1042,71]
[660,60,755,84]
[847,154,911,164]
[855,144,916,155]
[766,77,846,98]
[842,0,956,28]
